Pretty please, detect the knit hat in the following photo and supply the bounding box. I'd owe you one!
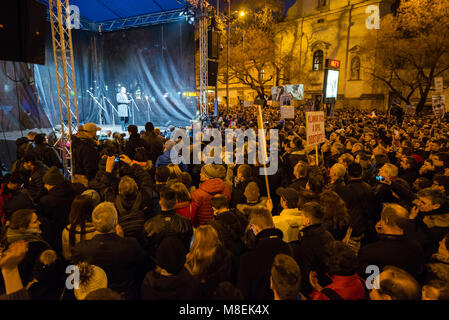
[276,187,299,208]
[201,164,226,179]
[74,264,108,300]
[81,189,101,208]
[83,122,101,132]
[244,182,260,203]
[156,236,187,274]
[43,166,64,185]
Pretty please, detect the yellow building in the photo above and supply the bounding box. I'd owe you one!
[216,0,400,110]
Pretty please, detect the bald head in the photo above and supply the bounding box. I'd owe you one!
[370,266,421,300]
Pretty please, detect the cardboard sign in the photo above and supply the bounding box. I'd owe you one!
[435,77,444,92]
[306,111,325,146]
[281,106,295,119]
[432,95,446,119]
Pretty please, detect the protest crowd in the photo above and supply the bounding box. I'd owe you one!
[0,103,449,301]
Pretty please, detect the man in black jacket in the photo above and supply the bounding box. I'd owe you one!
[22,154,48,203]
[72,202,147,299]
[33,134,62,169]
[38,166,75,253]
[403,188,449,259]
[340,163,377,242]
[71,123,101,184]
[125,125,150,161]
[237,207,290,300]
[143,122,164,164]
[290,202,335,296]
[358,203,425,280]
[143,187,193,267]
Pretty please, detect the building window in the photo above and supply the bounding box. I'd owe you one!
[351,56,361,80]
[260,69,265,81]
[313,50,324,71]
[318,0,327,8]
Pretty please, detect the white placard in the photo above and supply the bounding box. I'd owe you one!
[435,77,444,92]
[306,111,326,146]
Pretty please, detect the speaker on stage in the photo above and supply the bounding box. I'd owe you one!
[0,0,46,65]
[208,30,220,60]
[208,60,218,87]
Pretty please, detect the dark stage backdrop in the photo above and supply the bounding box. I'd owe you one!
[32,21,197,129]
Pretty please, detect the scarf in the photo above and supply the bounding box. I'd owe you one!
[6,227,45,245]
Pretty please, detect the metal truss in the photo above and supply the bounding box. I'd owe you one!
[49,0,80,180]
[96,9,187,32]
[198,1,209,118]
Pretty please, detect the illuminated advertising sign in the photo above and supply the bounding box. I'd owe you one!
[324,69,339,99]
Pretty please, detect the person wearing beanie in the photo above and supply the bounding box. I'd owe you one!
[141,236,200,300]
[72,202,147,299]
[236,182,268,216]
[39,166,75,253]
[191,164,231,227]
[74,262,108,300]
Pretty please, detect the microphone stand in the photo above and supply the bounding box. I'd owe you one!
[104,95,119,130]
[145,96,152,123]
[129,95,140,125]
[87,90,107,126]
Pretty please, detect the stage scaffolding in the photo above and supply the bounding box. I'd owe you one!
[198,1,209,118]
[49,0,80,180]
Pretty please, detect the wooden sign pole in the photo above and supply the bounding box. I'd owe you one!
[257,105,271,200]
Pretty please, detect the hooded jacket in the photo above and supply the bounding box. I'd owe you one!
[115,192,145,244]
[71,133,100,180]
[191,178,231,227]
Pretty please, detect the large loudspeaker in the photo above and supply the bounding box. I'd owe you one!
[0,0,46,65]
[208,60,218,87]
[208,30,220,60]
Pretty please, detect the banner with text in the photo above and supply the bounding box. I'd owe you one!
[306,111,325,146]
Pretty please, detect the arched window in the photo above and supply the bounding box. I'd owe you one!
[351,56,361,80]
[318,0,327,8]
[313,50,323,71]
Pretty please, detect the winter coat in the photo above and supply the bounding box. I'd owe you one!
[2,189,34,222]
[236,197,268,217]
[191,178,231,227]
[273,208,304,243]
[310,274,367,300]
[209,209,248,255]
[143,209,193,264]
[403,202,449,259]
[33,142,62,169]
[115,193,145,245]
[141,268,200,300]
[71,134,100,180]
[237,228,290,300]
[71,233,147,299]
[143,132,164,163]
[340,178,377,236]
[125,134,150,161]
[25,162,48,202]
[357,234,425,279]
[289,224,335,295]
[38,181,75,253]
[192,245,233,299]
[175,201,195,225]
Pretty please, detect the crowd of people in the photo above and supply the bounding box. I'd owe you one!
[0,104,448,301]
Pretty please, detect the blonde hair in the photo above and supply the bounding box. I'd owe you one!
[185,225,221,276]
[167,163,182,179]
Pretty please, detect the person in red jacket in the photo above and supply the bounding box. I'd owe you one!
[171,182,195,225]
[191,164,231,227]
[309,240,367,300]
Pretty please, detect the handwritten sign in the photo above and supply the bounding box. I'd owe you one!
[306,111,325,146]
[280,106,295,119]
